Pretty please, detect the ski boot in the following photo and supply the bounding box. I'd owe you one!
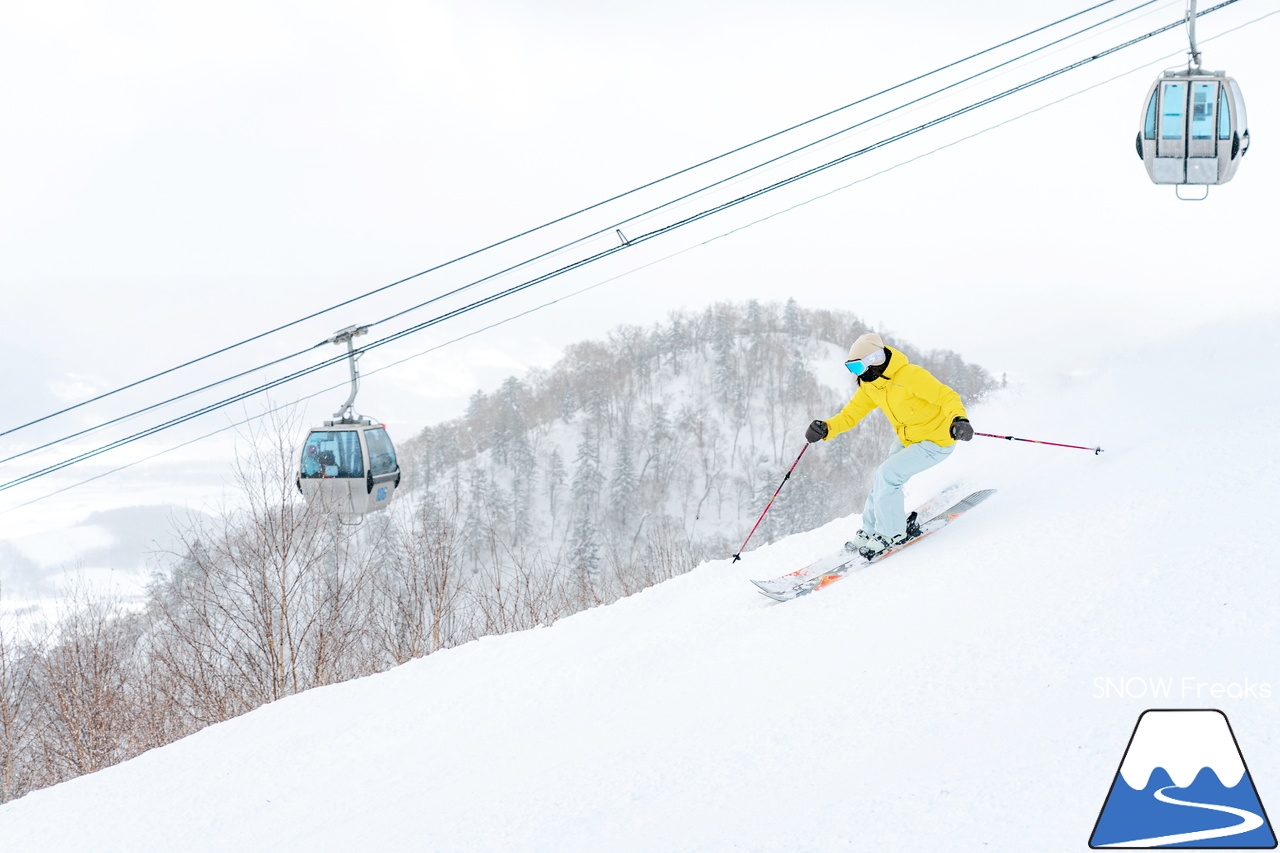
[857,532,896,560]
[858,513,922,560]
[843,529,875,553]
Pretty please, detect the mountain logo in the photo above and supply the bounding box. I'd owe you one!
[1090,709,1277,848]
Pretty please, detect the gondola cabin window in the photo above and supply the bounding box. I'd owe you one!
[364,427,398,476]
[301,430,364,478]
[1160,82,1185,142]
[1191,83,1217,140]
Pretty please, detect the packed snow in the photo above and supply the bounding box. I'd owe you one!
[2,314,1278,851]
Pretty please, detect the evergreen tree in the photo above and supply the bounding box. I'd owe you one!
[609,423,638,529]
[570,425,604,577]
[545,448,567,528]
[712,310,738,407]
[783,297,803,338]
[644,403,675,507]
[571,424,604,519]
[570,505,600,578]
[745,299,764,335]
[508,429,536,546]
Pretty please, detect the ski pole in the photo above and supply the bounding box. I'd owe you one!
[732,444,808,562]
[975,432,1103,455]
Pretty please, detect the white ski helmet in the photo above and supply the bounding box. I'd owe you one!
[847,333,886,362]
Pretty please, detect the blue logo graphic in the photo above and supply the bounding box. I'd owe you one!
[1090,709,1276,848]
[376,486,388,502]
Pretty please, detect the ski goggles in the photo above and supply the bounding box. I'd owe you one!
[844,348,886,375]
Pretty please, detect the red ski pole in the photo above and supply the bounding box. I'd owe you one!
[732,444,808,562]
[976,432,1103,455]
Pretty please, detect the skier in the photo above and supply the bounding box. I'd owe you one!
[805,332,973,558]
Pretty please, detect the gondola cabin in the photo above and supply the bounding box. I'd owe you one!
[298,419,400,515]
[1137,70,1249,186]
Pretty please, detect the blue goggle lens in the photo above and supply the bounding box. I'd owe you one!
[845,347,886,376]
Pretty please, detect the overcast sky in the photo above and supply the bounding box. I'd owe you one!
[2,0,1278,550]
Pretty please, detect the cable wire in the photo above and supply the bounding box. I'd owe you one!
[0,342,329,468]
[366,0,1167,332]
[8,0,1277,514]
[0,0,1171,467]
[0,0,1132,441]
[0,0,1257,496]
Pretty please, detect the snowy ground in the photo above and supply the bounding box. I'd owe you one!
[1,315,1278,851]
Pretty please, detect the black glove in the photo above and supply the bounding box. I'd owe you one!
[805,419,829,443]
[950,417,973,442]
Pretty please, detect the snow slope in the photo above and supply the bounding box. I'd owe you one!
[2,315,1279,851]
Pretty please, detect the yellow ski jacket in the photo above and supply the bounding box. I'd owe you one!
[824,348,967,447]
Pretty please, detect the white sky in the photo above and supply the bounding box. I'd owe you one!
[2,0,1279,546]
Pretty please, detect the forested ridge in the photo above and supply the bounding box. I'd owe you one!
[400,298,998,574]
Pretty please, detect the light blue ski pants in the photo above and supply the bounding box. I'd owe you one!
[861,440,954,539]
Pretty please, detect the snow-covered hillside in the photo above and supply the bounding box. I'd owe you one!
[2,315,1278,851]
[398,301,996,577]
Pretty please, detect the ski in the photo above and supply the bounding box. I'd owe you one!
[752,489,997,602]
[748,484,971,594]
[749,549,852,592]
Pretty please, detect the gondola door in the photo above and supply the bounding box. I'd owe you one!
[1154,80,1187,184]
[1185,80,1220,183]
